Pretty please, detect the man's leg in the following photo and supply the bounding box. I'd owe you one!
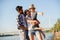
[25,30,30,40]
[18,30,26,40]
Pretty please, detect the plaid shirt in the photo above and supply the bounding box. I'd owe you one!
[16,14,28,29]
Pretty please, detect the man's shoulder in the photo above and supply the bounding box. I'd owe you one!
[17,14,23,17]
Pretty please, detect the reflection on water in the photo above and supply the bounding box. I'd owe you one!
[0,33,53,40]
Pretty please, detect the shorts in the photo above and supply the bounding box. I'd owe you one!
[28,25,35,36]
[28,30,41,36]
[28,30,35,36]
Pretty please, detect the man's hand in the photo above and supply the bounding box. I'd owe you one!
[19,25,28,30]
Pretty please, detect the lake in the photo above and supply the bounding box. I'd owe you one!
[0,33,53,40]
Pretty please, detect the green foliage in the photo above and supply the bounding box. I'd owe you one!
[51,19,60,31]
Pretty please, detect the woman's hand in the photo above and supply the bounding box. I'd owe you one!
[31,20,38,25]
[33,20,40,25]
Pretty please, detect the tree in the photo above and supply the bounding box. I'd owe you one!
[50,19,60,32]
[53,19,60,31]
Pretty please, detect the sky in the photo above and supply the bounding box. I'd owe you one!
[0,0,60,33]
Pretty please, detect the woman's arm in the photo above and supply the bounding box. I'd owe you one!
[27,19,37,23]
[36,20,40,24]
[25,18,38,23]
[34,27,44,30]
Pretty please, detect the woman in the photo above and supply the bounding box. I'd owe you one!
[24,9,45,40]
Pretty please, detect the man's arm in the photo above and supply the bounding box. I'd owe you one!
[19,25,28,30]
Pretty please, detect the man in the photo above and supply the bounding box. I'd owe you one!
[16,6,29,40]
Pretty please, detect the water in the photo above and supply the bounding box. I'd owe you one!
[43,33,53,40]
[0,33,53,40]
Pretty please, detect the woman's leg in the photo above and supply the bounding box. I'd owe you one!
[28,30,35,40]
[35,31,43,40]
[29,35,34,40]
[40,30,45,38]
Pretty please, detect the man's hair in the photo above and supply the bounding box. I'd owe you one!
[16,6,22,12]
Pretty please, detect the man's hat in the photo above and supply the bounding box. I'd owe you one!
[29,4,35,9]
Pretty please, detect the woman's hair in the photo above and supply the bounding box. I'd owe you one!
[24,9,29,16]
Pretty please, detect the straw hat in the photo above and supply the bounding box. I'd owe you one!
[29,4,35,9]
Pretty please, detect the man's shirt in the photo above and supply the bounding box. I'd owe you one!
[16,14,28,29]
